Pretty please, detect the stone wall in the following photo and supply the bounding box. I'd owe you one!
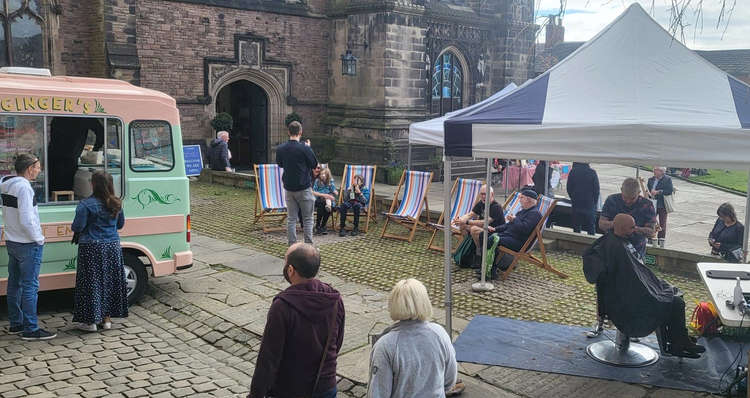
[131,0,330,146]
[58,0,106,77]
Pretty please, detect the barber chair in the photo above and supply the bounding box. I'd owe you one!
[587,328,659,367]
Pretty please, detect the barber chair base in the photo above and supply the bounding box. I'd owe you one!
[587,340,659,367]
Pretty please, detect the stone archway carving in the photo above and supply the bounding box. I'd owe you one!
[205,35,293,162]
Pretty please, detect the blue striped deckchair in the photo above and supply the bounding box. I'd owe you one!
[381,170,434,243]
[496,193,568,280]
[426,178,483,252]
[253,164,287,233]
[335,165,378,233]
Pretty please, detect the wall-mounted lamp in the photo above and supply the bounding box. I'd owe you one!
[341,50,358,76]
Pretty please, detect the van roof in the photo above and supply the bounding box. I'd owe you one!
[0,73,175,104]
[0,73,179,124]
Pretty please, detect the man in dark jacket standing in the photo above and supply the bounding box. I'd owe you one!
[248,243,345,398]
[276,121,318,245]
[209,131,232,172]
[532,160,553,196]
[566,162,600,235]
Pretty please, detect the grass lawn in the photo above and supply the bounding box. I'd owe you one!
[690,169,748,193]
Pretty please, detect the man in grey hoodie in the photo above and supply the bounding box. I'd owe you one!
[1,154,56,340]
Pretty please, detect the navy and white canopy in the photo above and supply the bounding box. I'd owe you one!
[444,3,750,169]
[409,82,517,147]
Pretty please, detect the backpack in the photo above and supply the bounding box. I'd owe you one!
[452,235,478,268]
[689,301,720,336]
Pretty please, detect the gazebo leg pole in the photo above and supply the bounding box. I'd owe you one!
[407,142,412,170]
[443,155,453,338]
[473,159,494,292]
[744,169,750,263]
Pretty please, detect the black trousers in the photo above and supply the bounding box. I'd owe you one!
[572,208,596,235]
[664,296,691,349]
[315,198,332,228]
[339,201,362,229]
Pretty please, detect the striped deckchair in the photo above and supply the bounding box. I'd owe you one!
[253,164,287,232]
[334,165,377,233]
[426,178,483,252]
[496,193,568,280]
[381,170,433,242]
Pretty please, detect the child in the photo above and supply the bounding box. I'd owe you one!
[338,174,370,236]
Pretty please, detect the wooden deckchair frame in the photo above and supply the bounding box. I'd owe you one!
[333,165,378,233]
[426,178,482,253]
[253,164,287,233]
[381,170,433,243]
[495,195,568,280]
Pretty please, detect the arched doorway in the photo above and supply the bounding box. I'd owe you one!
[215,80,268,168]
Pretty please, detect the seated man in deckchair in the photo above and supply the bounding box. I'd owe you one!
[454,185,505,257]
[487,189,542,259]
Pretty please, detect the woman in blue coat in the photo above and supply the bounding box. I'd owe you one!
[71,171,128,331]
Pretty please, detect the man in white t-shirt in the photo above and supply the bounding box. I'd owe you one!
[1,154,56,340]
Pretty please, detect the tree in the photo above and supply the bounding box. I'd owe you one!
[546,0,736,42]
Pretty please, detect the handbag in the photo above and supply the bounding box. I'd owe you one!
[663,192,675,213]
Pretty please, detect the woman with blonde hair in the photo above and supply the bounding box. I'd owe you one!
[71,170,128,331]
[312,166,337,235]
[367,278,458,397]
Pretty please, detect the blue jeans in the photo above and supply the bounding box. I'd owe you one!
[6,241,44,333]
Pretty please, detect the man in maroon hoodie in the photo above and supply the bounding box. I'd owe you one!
[248,243,345,398]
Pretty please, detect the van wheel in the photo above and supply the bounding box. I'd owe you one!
[123,253,148,306]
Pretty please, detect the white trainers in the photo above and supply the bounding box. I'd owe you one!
[77,323,97,332]
[101,322,112,330]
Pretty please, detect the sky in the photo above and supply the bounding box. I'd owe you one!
[535,0,750,50]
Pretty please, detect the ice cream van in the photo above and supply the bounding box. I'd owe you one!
[0,68,192,304]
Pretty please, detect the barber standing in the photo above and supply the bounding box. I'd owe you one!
[1,154,56,340]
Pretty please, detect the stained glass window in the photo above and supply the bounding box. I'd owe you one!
[1,0,45,67]
[430,51,463,115]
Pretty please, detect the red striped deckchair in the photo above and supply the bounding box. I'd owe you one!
[334,164,377,233]
[496,193,568,280]
[426,178,483,252]
[381,170,433,242]
[253,164,287,232]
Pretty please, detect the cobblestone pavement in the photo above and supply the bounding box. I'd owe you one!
[1,233,715,397]
[189,181,711,326]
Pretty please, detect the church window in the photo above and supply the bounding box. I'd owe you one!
[431,51,463,115]
[1,0,44,67]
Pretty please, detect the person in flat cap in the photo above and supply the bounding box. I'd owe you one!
[487,188,542,259]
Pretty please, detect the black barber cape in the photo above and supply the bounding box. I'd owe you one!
[584,233,679,337]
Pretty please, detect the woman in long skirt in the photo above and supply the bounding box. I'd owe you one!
[71,170,127,331]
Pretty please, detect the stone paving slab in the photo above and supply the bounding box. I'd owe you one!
[1,230,722,397]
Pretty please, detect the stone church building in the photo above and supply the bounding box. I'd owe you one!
[16,0,535,176]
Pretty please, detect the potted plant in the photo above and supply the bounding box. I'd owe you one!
[211,112,233,133]
[285,112,303,127]
[386,162,405,185]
